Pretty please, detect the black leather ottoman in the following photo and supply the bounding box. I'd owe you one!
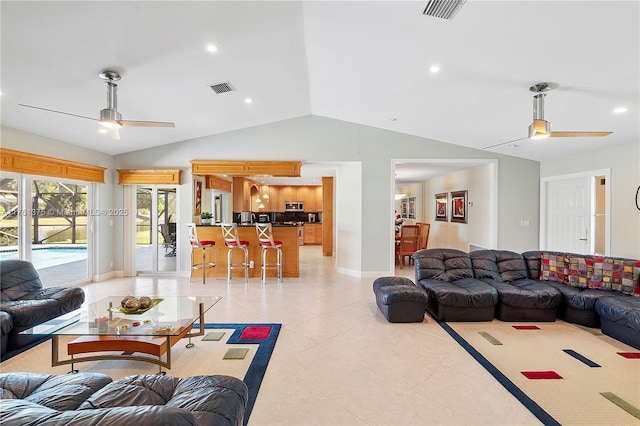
[373,277,428,323]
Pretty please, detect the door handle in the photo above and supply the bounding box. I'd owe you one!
[578,238,587,241]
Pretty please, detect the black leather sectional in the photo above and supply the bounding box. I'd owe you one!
[410,248,640,349]
[0,260,85,357]
[0,372,248,425]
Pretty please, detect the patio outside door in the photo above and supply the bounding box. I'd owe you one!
[135,186,178,274]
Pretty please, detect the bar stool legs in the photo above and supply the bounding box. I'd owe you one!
[256,223,283,284]
[220,223,250,283]
[260,244,282,284]
[226,244,249,283]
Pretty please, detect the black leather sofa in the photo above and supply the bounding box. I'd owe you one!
[0,259,85,357]
[469,250,562,322]
[0,372,248,425]
[413,248,498,321]
[408,248,640,349]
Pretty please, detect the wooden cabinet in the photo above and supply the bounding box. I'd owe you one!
[232,177,258,211]
[304,223,322,245]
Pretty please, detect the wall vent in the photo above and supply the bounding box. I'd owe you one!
[209,81,235,94]
[422,0,466,20]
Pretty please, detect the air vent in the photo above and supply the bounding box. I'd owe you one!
[422,0,466,20]
[209,81,235,94]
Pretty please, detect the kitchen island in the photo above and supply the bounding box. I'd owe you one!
[192,224,300,280]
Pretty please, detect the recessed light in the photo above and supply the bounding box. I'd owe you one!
[507,144,519,148]
[429,65,440,73]
[614,106,627,114]
[244,97,253,104]
[206,44,218,53]
[98,128,107,134]
[390,117,398,121]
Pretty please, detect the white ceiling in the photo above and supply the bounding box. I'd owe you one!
[1,1,638,184]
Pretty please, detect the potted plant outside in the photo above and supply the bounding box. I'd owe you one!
[201,212,213,225]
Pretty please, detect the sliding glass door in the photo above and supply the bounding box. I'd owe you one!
[0,173,94,286]
[135,186,178,274]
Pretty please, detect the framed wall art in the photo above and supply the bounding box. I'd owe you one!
[435,192,447,222]
[193,178,203,216]
[401,198,408,218]
[408,197,416,219]
[450,190,468,223]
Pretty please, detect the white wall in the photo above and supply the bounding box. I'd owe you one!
[540,141,640,258]
[335,162,362,276]
[116,116,541,276]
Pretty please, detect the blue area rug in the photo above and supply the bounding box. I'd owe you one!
[205,323,281,425]
[1,323,281,426]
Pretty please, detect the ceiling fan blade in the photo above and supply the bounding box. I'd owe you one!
[482,137,528,149]
[107,127,120,140]
[19,104,98,122]
[549,131,612,138]
[119,120,175,128]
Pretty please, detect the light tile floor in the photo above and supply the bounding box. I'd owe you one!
[77,246,540,425]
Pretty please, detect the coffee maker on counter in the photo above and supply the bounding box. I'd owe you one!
[238,212,255,224]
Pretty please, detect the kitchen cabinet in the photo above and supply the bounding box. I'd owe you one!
[304,223,322,245]
[233,177,258,211]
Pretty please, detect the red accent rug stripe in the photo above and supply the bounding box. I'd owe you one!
[521,371,563,380]
[239,326,272,340]
[617,352,640,359]
[512,325,541,330]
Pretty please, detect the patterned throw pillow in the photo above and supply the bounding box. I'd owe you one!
[540,252,568,284]
[592,258,640,295]
[567,256,593,288]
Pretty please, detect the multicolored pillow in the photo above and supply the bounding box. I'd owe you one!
[540,252,568,284]
[591,258,640,295]
[567,255,593,288]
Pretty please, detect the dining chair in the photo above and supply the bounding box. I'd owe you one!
[418,222,430,250]
[396,224,419,269]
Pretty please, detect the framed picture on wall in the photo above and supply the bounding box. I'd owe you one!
[435,193,447,221]
[408,197,416,219]
[401,198,408,218]
[451,190,468,223]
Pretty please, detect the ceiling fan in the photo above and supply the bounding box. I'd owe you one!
[484,82,612,149]
[19,70,175,140]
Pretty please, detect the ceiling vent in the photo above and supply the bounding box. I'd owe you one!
[209,81,235,94]
[422,0,466,20]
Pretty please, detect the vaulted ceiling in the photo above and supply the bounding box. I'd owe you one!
[1,1,638,170]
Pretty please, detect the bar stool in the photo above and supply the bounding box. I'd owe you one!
[220,223,250,283]
[255,223,283,284]
[187,223,216,284]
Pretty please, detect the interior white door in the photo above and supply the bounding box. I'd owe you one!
[545,176,592,254]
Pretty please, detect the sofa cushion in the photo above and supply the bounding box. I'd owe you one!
[483,278,561,310]
[414,249,475,282]
[0,372,112,411]
[540,252,568,284]
[544,281,615,310]
[470,250,529,282]
[595,296,640,333]
[0,260,44,302]
[419,277,498,309]
[567,255,593,289]
[591,257,640,296]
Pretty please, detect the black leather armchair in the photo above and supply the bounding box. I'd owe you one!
[0,260,85,356]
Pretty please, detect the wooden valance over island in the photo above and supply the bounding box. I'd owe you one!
[191,224,300,280]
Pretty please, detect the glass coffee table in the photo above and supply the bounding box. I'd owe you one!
[23,296,221,373]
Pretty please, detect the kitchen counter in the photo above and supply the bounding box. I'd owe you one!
[193,225,299,280]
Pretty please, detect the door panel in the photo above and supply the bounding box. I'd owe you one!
[546,176,592,254]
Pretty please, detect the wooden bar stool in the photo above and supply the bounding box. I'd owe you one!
[220,223,250,283]
[187,223,216,284]
[255,223,283,284]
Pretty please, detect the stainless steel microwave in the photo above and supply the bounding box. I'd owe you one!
[284,201,304,212]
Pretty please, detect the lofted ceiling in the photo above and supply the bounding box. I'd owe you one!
[1,1,638,184]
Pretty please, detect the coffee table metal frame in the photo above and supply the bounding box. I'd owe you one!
[26,296,220,373]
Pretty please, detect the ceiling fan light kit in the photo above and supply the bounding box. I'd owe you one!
[18,69,175,140]
[528,119,551,139]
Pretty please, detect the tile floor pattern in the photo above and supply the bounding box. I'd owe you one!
[76,246,540,425]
